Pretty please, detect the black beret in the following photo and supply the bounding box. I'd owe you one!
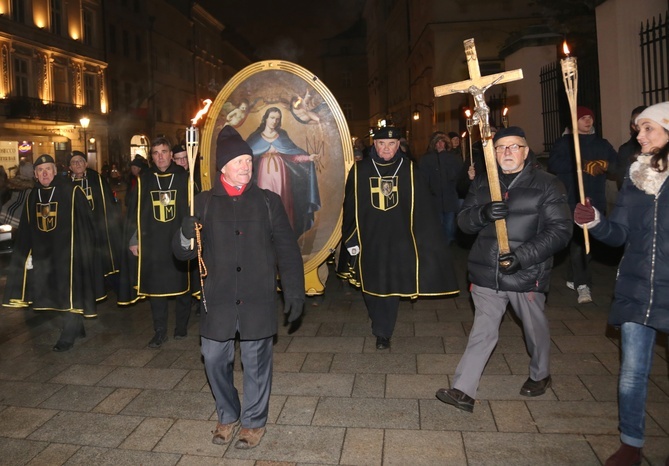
[172,144,186,154]
[34,154,56,167]
[68,151,86,165]
[373,126,401,140]
[448,132,459,139]
[493,126,526,143]
[215,126,253,171]
[130,157,148,168]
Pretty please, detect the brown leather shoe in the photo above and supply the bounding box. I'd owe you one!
[604,443,642,466]
[212,420,240,445]
[234,426,266,449]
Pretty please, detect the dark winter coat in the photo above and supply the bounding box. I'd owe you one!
[547,133,617,213]
[173,180,304,341]
[458,161,572,293]
[419,149,463,213]
[588,155,669,334]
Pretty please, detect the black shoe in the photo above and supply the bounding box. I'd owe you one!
[375,336,390,350]
[52,340,74,352]
[148,332,168,348]
[520,375,552,397]
[436,388,475,413]
[174,329,187,340]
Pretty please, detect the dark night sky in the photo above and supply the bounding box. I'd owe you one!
[200,0,364,70]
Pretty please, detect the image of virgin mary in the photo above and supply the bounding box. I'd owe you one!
[246,107,321,238]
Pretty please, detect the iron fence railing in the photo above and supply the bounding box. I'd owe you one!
[640,11,669,105]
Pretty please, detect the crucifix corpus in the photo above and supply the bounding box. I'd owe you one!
[434,38,523,255]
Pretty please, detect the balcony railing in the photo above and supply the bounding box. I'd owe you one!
[1,96,92,124]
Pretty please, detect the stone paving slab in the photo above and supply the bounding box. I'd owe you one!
[0,406,58,438]
[0,358,45,381]
[64,445,181,465]
[223,425,346,463]
[0,437,49,465]
[462,432,600,465]
[119,417,174,451]
[420,399,497,432]
[526,401,621,435]
[330,353,417,374]
[28,411,144,447]
[97,366,189,390]
[552,335,619,353]
[505,352,611,375]
[120,389,215,419]
[25,442,80,465]
[488,400,538,432]
[272,372,354,397]
[285,336,364,353]
[39,384,115,412]
[49,364,116,386]
[312,397,419,429]
[0,380,63,407]
[386,374,455,399]
[340,427,383,465]
[276,395,319,425]
[384,429,467,465]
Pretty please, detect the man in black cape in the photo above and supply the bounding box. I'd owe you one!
[3,154,105,351]
[118,137,191,348]
[68,151,122,282]
[340,127,459,350]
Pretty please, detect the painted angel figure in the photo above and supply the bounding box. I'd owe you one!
[289,89,323,124]
[223,99,250,128]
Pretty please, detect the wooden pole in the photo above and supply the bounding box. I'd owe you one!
[560,54,590,254]
[185,126,199,250]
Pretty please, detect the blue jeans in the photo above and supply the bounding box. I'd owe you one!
[441,211,456,243]
[618,322,657,447]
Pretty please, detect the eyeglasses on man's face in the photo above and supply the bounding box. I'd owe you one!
[494,144,526,154]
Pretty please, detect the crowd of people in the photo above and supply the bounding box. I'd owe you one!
[0,101,667,462]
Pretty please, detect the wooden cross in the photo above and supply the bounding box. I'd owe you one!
[433,38,524,255]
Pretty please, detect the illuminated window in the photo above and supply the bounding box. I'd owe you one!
[53,65,68,103]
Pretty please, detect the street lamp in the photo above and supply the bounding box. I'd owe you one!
[79,116,90,154]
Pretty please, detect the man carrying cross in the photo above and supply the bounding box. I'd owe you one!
[341,126,459,350]
[436,126,572,412]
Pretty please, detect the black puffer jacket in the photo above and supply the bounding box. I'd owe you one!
[458,161,572,292]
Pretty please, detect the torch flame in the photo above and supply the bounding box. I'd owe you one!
[562,41,570,56]
[461,131,466,138]
[503,107,508,116]
[191,99,212,125]
[465,109,472,118]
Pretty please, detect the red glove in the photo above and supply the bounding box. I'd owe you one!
[574,198,595,224]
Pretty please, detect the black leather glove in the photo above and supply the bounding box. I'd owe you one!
[181,215,199,240]
[481,201,509,223]
[283,298,304,323]
[499,252,521,275]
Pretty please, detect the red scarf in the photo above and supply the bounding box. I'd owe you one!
[220,174,247,197]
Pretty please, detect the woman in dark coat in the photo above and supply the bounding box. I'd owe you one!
[174,126,304,450]
[574,102,669,466]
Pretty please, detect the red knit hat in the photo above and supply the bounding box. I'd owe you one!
[577,106,594,120]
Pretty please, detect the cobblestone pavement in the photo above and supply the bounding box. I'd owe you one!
[0,244,667,465]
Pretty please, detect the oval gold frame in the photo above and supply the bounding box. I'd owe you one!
[200,60,354,281]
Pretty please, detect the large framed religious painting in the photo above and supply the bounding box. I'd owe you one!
[200,60,354,295]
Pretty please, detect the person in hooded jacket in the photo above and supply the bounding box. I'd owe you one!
[436,126,572,413]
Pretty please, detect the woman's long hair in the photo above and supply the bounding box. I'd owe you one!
[650,128,669,172]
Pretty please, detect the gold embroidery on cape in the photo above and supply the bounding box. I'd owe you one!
[370,177,398,211]
[36,202,57,232]
[151,190,177,222]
